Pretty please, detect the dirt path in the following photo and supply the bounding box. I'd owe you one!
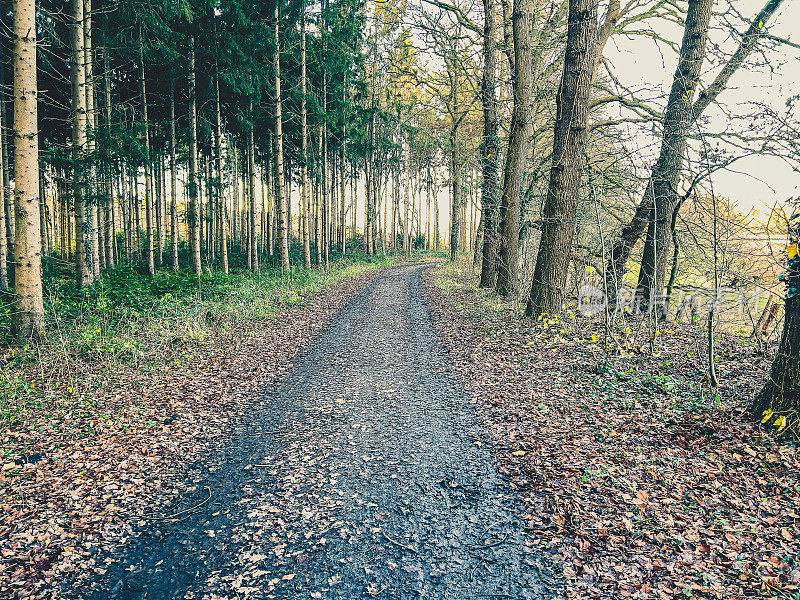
[71,264,549,599]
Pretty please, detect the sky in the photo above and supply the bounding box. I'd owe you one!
[603,0,800,215]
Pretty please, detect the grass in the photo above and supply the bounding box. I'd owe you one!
[0,248,397,430]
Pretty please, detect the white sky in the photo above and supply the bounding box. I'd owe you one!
[603,0,800,215]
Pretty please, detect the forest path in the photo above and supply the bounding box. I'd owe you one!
[81,264,547,600]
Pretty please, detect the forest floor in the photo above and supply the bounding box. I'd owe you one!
[2,259,798,600]
[1,261,552,600]
[423,260,799,600]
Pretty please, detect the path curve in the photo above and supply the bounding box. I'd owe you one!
[75,264,547,599]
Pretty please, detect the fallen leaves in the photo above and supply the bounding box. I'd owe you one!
[0,266,385,599]
[424,262,800,600]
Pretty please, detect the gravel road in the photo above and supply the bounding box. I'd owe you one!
[73,264,551,600]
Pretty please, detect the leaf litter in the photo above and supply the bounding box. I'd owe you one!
[422,262,799,600]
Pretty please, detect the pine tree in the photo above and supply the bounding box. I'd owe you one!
[11,0,45,340]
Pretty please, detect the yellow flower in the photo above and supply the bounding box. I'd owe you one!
[761,409,773,424]
[775,416,787,431]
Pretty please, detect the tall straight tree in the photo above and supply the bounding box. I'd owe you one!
[11,0,44,339]
[274,5,290,271]
[300,4,311,269]
[72,0,92,287]
[214,71,228,274]
[0,111,7,290]
[84,0,99,277]
[248,97,258,272]
[527,0,599,316]
[188,33,202,275]
[139,28,155,276]
[169,78,179,271]
[495,0,533,295]
[479,0,500,288]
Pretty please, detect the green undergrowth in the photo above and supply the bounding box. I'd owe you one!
[0,252,391,429]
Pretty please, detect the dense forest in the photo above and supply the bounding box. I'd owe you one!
[0,0,799,597]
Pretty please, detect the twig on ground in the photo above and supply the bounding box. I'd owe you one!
[141,486,212,521]
[381,531,418,554]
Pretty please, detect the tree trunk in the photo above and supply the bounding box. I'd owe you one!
[11,0,44,340]
[213,73,228,274]
[301,7,311,269]
[248,97,258,272]
[495,0,533,295]
[102,49,114,268]
[1,68,12,275]
[604,0,783,305]
[753,210,800,438]
[169,79,179,271]
[72,0,93,288]
[0,90,7,290]
[527,0,598,316]
[274,6,290,272]
[635,0,713,313]
[188,34,201,275]
[84,0,100,278]
[450,130,461,262]
[479,0,501,288]
[139,29,155,276]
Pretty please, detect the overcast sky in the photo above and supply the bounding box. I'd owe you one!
[603,0,800,214]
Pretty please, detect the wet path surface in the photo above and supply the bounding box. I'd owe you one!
[73,264,548,599]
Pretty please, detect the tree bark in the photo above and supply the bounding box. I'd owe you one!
[635,0,713,313]
[495,0,533,295]
[301,7,311,269]
[139,29,155,276]
[11,0,44,340]
[479,0,501,288]
[72,0,92,288]
[0,91,7,290]
[169,79,179,271]
[213,73,228,274]
[102,48,114,268]
[527,0,598,316]
[1,68,12,274]
[753,210,800,438]
[248,96,258,272]
[274,6,290,272]
[188,34,201,275]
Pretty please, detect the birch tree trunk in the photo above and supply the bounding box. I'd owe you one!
[11,0,44,340]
